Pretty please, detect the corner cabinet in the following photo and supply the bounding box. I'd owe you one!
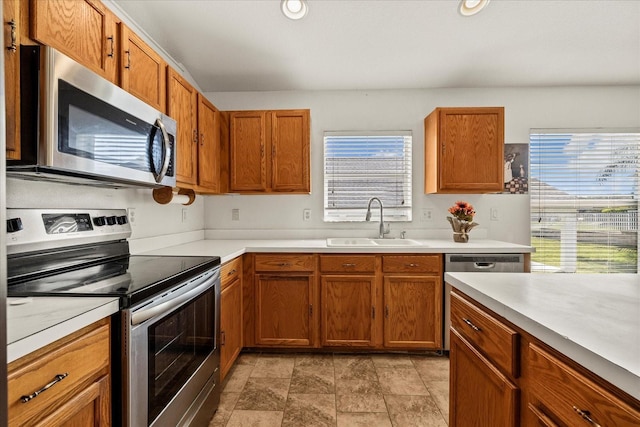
[8,318,111,426]
[229,109,310,193]
[424,107,504,194]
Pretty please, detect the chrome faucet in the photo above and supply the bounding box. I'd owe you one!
[365,197,390,238]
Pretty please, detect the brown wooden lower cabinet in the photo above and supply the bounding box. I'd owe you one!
[220,275,243,381]
[450,289,640,427]
[449,328,519,427]
[383,275,442,349]
[255,274,316,347]
[320,274,376,347]
[7,318,111,427]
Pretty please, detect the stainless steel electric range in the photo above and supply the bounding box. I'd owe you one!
[6,208,221,426]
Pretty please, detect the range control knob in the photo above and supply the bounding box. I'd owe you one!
[117,215,128,225]
[106,216,117,226]
[93,216,107,227]
[6,217,23,233]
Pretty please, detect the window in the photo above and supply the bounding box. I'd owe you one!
[530,129,639,273]
[324,131,412,222]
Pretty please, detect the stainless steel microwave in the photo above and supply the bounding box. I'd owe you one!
[7,46,176,188]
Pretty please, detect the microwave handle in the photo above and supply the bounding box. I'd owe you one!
[155,118,171,183]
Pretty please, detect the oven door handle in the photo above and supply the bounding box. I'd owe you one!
[130,271,217,326]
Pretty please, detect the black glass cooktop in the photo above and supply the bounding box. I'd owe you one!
[8,254,220,308]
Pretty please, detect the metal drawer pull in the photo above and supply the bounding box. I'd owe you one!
[463,317,481,331]
[405,263,419,268]
[124,50,131,69]
[342,263,356,267]
[221,330,226,345]
[7,19,17,52]
[279,262,292,267]
[572,406,602,427]
[227,269,237,276]
[21,373,68,403]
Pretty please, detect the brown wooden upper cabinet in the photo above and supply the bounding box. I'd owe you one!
[120,23,166,112]
[424,107,504,194]
[4,0,20,160]
[167,68,225,192]
[30,0,120,84]
[229,109,310,193]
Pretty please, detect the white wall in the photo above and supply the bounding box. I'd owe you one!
[203,86,640,245]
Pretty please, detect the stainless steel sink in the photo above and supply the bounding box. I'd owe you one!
[326,238,422,247]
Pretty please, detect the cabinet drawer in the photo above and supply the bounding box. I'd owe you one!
[382,255,441,274]
[222,257,242,289]
[450,291,518,377]
[8,321,110,426]
[254,254,315,272]
[320,255,376,273]
[529,343,640,427]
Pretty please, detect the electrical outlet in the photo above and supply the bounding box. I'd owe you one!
[490,207,499,221]
[303,209,311,221]
[232,208,240,221]
[181,208,188,223]
[127,208,136,224]
[421,208,433,222]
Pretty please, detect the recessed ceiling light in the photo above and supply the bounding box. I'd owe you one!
[281,0,308,20]
[459,0,490,16]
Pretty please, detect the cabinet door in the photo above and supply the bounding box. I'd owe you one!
[197,94,221,191]
[383,275,442,349]
[320,275,376,347]
[438,107,504,192]
[30,0,119,84]
[120,24,166,112]
[167,68,198,185]
[4,0,19,159]
[220,277,243,381]
[271,109,310,192]
[255,274,314,346]
[230,111,267,192]
[450,329,518,427]
[37,375,110,427]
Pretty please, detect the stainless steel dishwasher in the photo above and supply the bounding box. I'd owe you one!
[443,253,525,350]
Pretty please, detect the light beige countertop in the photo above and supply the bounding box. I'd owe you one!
[7,296,119,363]
[139,238,533,263]
[445,272,640,401]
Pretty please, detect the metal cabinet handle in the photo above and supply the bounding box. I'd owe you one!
[227,269,237,276]
[572,406,602,427]
[342,263,356,267]
[124,50,131,69]
[372,307,376,318]
[462,317,481,332]
[278,262,291,267]
[107,36,114,57]
[405,263,419,268]
[221,330,226,346]
[21,373,68,403]
[385,306,389,318]
[309,304,313,316]
[7,19,17,52]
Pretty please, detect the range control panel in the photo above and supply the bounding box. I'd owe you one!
[6,209,132,254]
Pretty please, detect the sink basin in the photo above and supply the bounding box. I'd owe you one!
[326,238,422,247]
[371,238,422,246]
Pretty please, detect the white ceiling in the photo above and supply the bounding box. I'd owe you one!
[113,0,640,92]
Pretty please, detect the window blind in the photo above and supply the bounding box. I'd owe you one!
[530,129,639,273]
[324,132,412,222]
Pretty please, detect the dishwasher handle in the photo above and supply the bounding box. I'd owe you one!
[474,262,496,270]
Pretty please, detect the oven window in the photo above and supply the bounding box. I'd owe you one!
[147,287,215,422]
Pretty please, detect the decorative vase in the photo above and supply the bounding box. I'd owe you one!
[447,217,479,243]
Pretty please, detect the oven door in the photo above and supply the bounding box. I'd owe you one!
[123,268,220,427]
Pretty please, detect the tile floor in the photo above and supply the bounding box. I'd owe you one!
[208,352,449,427]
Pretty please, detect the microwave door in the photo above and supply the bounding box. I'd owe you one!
[150,119,171,183]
